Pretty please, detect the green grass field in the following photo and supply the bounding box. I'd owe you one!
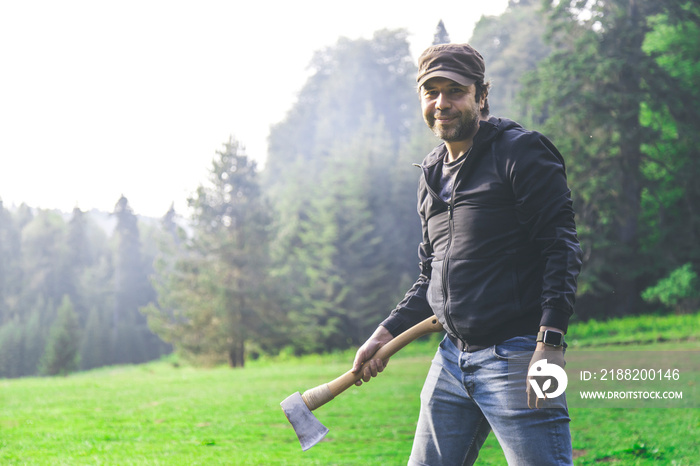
[1,313,698,465]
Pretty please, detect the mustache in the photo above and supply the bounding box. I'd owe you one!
[434,112,460,119]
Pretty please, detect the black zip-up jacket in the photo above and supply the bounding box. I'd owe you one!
[381,117,582,350]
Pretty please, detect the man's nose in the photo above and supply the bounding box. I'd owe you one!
[436,92,450,110]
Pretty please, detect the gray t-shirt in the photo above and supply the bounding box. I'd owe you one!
[439,154,467,203]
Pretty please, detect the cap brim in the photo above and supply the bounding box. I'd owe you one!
[417,71,476,88]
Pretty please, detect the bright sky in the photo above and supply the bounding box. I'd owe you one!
[0,0,508,218]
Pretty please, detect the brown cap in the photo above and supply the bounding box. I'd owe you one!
[416,43,485,88]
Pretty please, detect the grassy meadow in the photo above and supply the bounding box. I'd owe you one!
[1,313,698,465]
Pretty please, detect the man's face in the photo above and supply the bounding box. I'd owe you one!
[420,77,482,142]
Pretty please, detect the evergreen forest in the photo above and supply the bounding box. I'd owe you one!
[1,0,699,376]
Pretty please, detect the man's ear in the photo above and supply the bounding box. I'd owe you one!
[479,95,487,113]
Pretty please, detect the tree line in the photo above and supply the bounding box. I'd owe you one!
[1,0,698,375]
[0,198,170,377]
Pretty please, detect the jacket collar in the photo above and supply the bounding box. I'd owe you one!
[420,116,513,169]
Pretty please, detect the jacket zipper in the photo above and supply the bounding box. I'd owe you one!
[441,148,474,351]
[442,195,467,351]
[421,150,473,352]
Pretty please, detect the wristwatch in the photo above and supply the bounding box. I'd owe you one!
[536,329,564,347]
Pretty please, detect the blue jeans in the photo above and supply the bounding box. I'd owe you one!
[408,335,572,466]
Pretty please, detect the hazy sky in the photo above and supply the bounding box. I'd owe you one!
[0,0,508,218]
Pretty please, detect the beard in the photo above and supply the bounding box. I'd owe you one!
[428,108,480,142]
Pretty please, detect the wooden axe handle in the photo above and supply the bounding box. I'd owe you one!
[302,316,443,410]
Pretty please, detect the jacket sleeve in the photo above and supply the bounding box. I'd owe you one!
[506,132,583,333]
[380,179,436,337]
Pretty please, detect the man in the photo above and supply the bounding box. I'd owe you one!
[351,43,582,465]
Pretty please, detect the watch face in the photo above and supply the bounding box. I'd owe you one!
[543,330,563,346]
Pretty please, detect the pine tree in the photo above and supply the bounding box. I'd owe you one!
[0,200,22,324]
[77,247,115,369]
[432,20,451,45]
[39,295,80,376]
[65,207,93,321]
[19,210,71,307]
[80,306,110,370]
[0,318,22,377]
[21,301,47,375]
[145,137,276,367]
[112,196,162,364]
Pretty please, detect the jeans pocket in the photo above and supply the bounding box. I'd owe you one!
[492,335,536,361]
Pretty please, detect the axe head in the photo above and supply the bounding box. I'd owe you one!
[280,391,329,451]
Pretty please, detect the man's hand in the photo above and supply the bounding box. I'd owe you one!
[527,327,567,409]
[352,325,394,386]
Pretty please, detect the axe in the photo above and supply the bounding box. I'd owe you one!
[280,316,444,451]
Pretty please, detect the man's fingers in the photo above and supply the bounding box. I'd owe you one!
[352,350,368,373]
[362,360,378,382]
[356,358,389,383]
[527,382,549,409]
[351,327,394,383]
[527,383,536,409]
[352,342,379,374]
[527,376,545,409]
